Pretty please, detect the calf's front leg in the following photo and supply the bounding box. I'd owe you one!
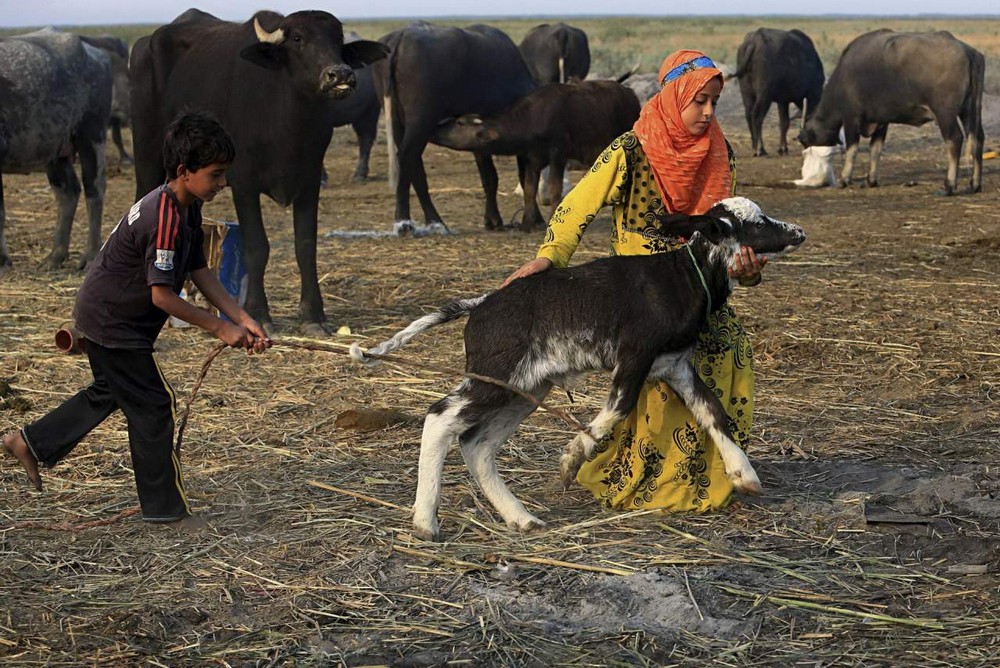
[658,359,762,495]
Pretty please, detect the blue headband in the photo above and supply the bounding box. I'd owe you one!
[661,56,717,86]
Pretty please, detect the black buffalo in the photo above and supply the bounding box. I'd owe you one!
[80,35,132,165]
[798,29,985,195]
[732,28,825,157]
[518,22,590,85]
[130,9,388,333]
[372,22,535,231]
[0,28,112,275]
[431,80,641,231]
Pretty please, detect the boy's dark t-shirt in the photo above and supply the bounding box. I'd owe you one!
[74,185,207,350]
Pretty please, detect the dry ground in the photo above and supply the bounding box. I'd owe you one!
[2,59,1000,666]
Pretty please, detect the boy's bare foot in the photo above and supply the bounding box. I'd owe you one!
[2,431,42,491]
[163,515,210,533]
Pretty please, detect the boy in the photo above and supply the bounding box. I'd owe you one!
[2,112,270,529]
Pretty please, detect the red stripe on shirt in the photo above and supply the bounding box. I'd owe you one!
[157,194,180,251]
[156,192,167,248]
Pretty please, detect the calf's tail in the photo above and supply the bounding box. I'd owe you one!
[350,295,488,364]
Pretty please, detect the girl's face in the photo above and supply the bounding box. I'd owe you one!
[680,76,723,135]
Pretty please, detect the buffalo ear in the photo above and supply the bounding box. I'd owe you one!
[240,43,286,70]
[342,40,389,68]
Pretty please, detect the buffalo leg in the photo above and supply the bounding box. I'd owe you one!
[839,123,862,188]
[777,103,790,155]
[291,185,328,334]
[351,114,377,182]
[75,135,107,269]
[43,157,81,269]
[936,111,964,195]
[866,125,888,188]
[519,156,546,232]
[740,88,761,156]
[111,119,133,165]
[473,151,503,230]
[546,152,569,209]
[0,170,10,275]
[231,187,272,328]
[969,121,984,194]
[395,128,443,225]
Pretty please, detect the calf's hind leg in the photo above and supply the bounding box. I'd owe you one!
[459,387,551,534]
[659,359,762,495]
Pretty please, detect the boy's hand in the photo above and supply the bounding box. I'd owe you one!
[240,317,272,354]
[218,321,253,349]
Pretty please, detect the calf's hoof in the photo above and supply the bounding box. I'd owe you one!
[412,515,440,542]
[509,515,547,534]
[728,467,764,496]
[559,452,583,490]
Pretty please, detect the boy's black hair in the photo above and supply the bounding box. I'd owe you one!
[162,111,236,178]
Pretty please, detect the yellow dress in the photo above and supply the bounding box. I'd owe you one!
[536,131,753,512]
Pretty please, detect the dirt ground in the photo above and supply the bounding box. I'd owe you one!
[2,79,1000,666]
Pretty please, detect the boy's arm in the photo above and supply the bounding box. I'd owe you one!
[150,285,262,352]
[190,267,271,349]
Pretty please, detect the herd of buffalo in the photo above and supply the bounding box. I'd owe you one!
[0,11,987,333]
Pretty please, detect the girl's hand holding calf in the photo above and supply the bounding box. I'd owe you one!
[729,245,766,285]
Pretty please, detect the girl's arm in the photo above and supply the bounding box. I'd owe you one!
[536,142,630,268]
[502,140,630,287]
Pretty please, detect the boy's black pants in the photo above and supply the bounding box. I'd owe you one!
[21,341,191,521]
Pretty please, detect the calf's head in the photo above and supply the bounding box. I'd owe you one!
[660,196,806,261]
[241,10,388,98]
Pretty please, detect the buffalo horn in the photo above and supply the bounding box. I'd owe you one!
[254,18,285,45]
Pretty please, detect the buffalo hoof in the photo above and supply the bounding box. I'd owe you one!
[42,250,68,270]
[964,184,982,195]
[0,259,11,279]
[863,179,880,189]
[351,173,369,183]
[778,146,788,156]
[837,179,850,189]
[754,148,767,157]
[299,322,331,338]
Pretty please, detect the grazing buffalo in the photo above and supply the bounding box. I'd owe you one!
[80,35,133,164]
[798,29,985,194]
[131,9,388,333]
[0,28,112,275]
[431,80,641,230]
[372,22,535,231]
[732,28,825,157]
[518,22,590,85]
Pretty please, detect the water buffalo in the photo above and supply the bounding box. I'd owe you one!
[372,22,535,231]
[732,28,825,157]
[431,80,641,231]
[518,22,590,85]
[130,9,388,334]
[80,35,132,165]
[798,29,985,195]
[0,28,112,275]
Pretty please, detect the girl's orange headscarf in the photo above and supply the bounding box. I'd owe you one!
[633,50,731,215]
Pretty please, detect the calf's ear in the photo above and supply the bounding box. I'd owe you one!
[342,40,390,68]
[656,213,725,243]
[240,43,286,70]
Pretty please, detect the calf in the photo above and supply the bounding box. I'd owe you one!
[351,197,806,541]
[430,80,641,231]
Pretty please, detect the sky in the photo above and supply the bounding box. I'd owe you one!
[1,0,996,28]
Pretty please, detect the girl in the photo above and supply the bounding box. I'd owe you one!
[503,50,766,512]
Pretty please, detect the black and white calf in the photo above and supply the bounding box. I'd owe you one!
[351,197,806,541]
